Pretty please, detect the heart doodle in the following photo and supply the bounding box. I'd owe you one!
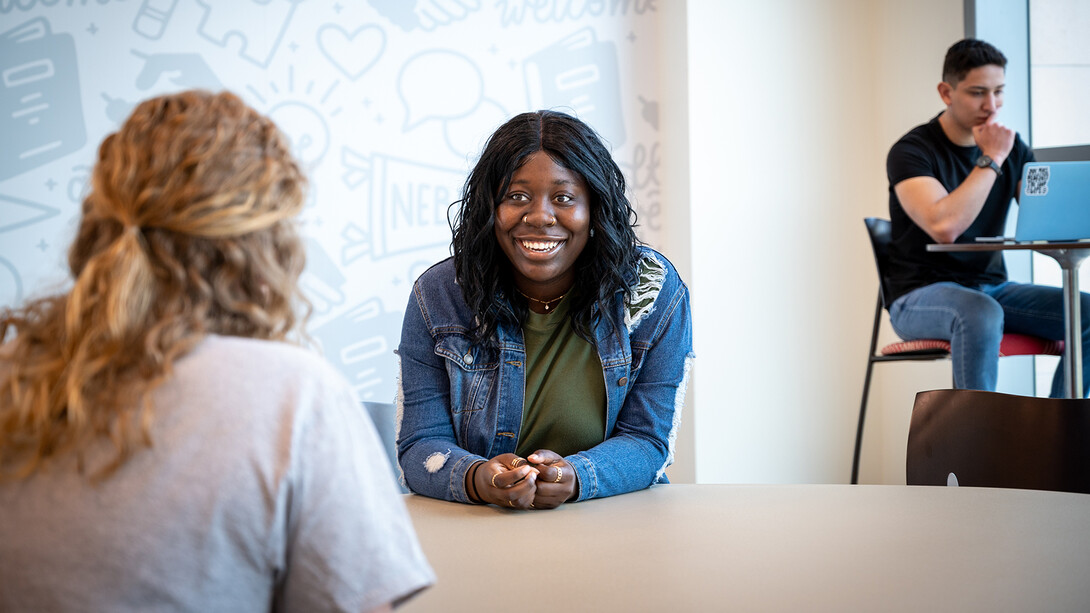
[317,24,386,81]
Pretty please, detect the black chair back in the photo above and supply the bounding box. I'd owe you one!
[863,217,897,309]
[907,389,1090,494]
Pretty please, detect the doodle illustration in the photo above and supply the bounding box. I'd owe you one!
[317,24,385,81]
[368,0,481,32]
[0,257,22,307]
[267,99,331,168]
[102,50,224,124]
[338,223,370,266]
[1,18,86,181]
[0,0,663,405]
[345,152,463,259]
[398,49,483,130]
[312,298,403,401]
[196,0,301,68]
[0,193,61,234]
[442,98,507,160]
[524,28,625,147]
[132,0,180,40]
[299,237,347,315]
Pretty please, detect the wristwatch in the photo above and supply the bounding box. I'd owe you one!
[976,154,1002,176]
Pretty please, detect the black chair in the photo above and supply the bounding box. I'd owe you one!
[907,389,1090,494]
[851,218,1063,483]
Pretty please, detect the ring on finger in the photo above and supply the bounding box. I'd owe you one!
[491,473,499,488]
[508,500,514,508]
[511,458,524,467]
[553,467,563,483]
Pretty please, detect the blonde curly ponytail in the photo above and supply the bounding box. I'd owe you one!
[0,90,308,480]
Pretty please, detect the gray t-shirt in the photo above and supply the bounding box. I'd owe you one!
[0,335,434,612]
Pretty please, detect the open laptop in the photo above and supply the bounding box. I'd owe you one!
[1011,160,1090,242]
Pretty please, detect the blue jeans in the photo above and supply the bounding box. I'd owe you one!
[889,281,1090,397]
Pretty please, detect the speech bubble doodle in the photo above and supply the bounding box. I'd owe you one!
[317,24,385,81]
[398,50,482,131]
[442,98,508,160]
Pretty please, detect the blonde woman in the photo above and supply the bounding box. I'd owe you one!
[0,90,433,612]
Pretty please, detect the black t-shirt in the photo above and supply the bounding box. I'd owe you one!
[885,113,1034,303]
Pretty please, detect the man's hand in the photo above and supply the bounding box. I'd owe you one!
[972,120,1015,165]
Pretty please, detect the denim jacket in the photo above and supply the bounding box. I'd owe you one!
[396,246,693,503]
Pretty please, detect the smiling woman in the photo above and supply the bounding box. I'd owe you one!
[396,110,694,510]
[493,151,591,306]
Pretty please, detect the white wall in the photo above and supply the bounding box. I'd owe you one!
[681,0,963,484]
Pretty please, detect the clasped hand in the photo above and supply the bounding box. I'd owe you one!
[972,119,1015,164]
[469,451,576,510]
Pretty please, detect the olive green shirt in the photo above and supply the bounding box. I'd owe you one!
[516,295,606,457]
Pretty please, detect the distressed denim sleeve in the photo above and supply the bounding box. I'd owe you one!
[395,282,483,504]
[566,264,694,501]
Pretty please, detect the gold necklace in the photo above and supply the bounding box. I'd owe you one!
[515,288,568,312]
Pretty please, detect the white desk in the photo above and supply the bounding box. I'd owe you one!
[403,484,1090,612]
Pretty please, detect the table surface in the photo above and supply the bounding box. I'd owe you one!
[927,240,1090,253]
[402,484,1090,613]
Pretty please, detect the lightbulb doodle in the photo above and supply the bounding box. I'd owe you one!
[246,65,339,170]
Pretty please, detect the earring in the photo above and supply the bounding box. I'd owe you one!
[590,228,595,237]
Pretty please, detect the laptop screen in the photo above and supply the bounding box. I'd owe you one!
[1014,161,1090,242]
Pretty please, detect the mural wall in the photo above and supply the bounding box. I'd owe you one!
[0,0,666,403]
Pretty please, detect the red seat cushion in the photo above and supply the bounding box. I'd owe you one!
[881,339,950,355]
[997,333,1064,357]
[881,334,1063,357]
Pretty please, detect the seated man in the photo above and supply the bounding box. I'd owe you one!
[885,38,1090,397]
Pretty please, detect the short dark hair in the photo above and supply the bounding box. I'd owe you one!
[942,38,1007,85]
[450,110,641,346]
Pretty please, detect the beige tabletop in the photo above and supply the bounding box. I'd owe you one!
[401,484,1090,612]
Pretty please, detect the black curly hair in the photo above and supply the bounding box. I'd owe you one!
[450,110,641,346]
